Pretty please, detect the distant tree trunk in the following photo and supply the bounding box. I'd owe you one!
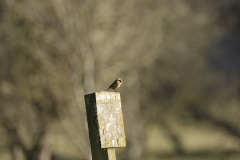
[159,119,185,154]
[125,73,144,160]
[10,145,24,160]
[126,96,143,160]
[83,53,95,94]
[39,132,53,160]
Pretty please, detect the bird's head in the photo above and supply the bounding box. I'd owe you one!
[117,78,122,83]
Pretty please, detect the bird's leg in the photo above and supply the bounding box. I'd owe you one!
[114,89,117,92]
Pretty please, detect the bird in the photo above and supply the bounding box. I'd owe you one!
[106,78,123,92]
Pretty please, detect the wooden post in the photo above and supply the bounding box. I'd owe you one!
[84,92,126,160]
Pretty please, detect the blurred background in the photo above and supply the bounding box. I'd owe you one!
[0,0,240,160]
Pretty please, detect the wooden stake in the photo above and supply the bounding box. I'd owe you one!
[84,92,126,160]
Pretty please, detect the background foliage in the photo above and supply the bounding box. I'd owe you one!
[0,0,240,160]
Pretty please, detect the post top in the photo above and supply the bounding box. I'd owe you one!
[85,91,126,148]
[85,91,120,96]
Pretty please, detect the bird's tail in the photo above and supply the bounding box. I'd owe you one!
[106,88,110,91]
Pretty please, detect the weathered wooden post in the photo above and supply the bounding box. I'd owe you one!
[84,92,126,160]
